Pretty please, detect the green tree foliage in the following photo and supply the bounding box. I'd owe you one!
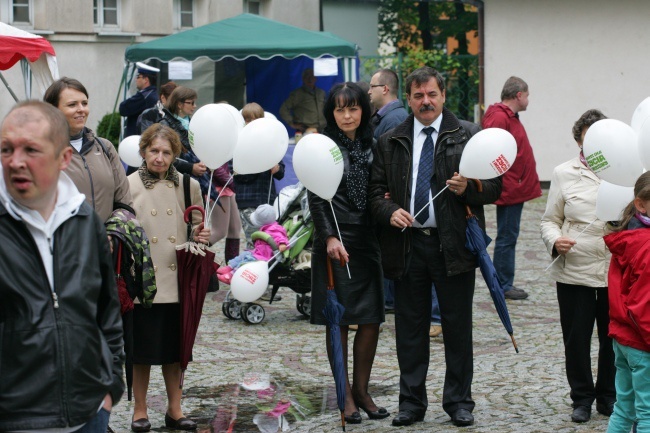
[96,112,121,149]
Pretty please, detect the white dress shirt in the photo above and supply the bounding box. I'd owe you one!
[410,114,443,227]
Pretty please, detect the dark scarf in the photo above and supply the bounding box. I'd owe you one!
[337,129,368,211]
[137,161,179,189]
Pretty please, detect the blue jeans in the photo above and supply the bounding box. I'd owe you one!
[607,341,650,433]
[384,278,394,308]
[431,284,440,324]
[493,203,524,292]
[75,408,110,433]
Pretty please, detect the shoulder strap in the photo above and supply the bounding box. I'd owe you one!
[183,174,192,239]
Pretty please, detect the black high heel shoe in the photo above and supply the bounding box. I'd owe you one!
[355,400,390,420]
[344,411,363,424]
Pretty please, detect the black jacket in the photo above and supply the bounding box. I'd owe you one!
[0,202,124,431]
[309,128,374,246]
[368,109,502,279]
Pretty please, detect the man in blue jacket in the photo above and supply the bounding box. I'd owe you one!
[0,101,124,432]
[119,62,159,137]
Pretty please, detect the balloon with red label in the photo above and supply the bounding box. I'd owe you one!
[230,261,269,303]
[459,128,517,179]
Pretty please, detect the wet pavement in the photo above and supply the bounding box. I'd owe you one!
[110,191,612,432]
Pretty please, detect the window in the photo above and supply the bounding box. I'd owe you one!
[12,0,31,24]
[179,0,193,28]
[247,1,260,15]
[94,0,119,28]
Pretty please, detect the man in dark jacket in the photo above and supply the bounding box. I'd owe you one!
[368,67,501,427]
[482,76,541,300]
[119,62,159,137]
[369,68,409,140]
[0,101,124,432]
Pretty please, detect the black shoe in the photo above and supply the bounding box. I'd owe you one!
[392,410,424,427]
[165,412,197,430]
[451,408,474,426]
[504,286,529,300]
[571,406,591,423]
[355,401,390,420]
[344,411,362,424]
[130,418,151,432]
[596,401,615,417]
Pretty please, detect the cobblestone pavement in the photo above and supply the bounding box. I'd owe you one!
[111,191,611,433]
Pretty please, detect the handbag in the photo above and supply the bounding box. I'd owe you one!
[116,242,135,315]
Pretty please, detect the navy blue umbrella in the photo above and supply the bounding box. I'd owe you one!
[464,213,519,353]
[324,257,347,431]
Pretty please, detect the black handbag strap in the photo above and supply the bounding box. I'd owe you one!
[183,174,192,240]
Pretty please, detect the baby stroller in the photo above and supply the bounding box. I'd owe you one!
[221,182,313,324]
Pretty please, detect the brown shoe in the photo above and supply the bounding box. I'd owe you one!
[429,325,442,337]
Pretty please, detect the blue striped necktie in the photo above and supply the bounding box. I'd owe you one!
[414,126,435,225]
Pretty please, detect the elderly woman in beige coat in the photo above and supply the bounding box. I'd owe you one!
[540,109,616,424]
[128,124,210,432]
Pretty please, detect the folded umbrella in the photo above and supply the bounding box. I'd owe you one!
[323,257,347,431]
[176,205,216,387]
[464,207,519,353]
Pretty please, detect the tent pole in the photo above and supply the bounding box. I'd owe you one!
[0,71,20,102]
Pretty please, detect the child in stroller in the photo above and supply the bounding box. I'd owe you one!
[216,204,288,284]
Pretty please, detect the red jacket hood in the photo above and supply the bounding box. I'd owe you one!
[604,228,650,351]
[482,103,541,205]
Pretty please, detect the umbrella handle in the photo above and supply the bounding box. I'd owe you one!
[326,257,335,289]
[464,178,483,217]
[184,205,205,224]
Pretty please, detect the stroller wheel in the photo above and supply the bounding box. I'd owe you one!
[300,295,312,318]
[241,303,265,324]
[222,301,232,319]
[226,300,242,320]
[296,294,305,315]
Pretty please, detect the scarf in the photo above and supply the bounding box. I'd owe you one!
[635,212,650,227]
[579,149,588,168]
[174,114,190,131]
[337,129,368,211]
[137,161,179,189]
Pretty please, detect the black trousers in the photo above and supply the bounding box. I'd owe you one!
[394,229,475,416]
[556,282,616,408]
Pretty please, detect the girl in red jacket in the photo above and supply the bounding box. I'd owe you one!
[603,171,650,433]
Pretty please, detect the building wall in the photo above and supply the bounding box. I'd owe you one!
[484,0,650,180]
[323,0,379,56]
[0,0,319,132]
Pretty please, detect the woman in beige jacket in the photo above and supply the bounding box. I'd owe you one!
[540,109,616,424]
[128,124,210,432]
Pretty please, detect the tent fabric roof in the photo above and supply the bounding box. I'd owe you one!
[0,22,56,70]
[124,13,358,63]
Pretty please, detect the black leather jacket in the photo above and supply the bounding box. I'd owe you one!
[308,128,374,246]
[0,202,124,431]
[368,109,502,279]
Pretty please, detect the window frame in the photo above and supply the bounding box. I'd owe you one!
[8,0,33,26]
[175,0,194,30]
[93,0,121,30]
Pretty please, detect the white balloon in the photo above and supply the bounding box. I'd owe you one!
[233,118,289,175]
[230,261,269,303]
[458,128,517,179]
[189,104,239,169]
[264,111,277,120]
[638,117,650,171]
[583,119,643,187]
[118,135,143,167]
[596,180,634,222]
[631,97,650,133]
[292,134,344,200]
[218,103,245,131]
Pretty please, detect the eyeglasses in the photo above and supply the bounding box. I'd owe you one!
[182,100,197,106]
[369,84,386,88]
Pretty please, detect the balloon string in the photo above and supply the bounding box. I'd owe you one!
[401,184,450,233]
[543,219,595,271]
[329,200,351,279]
[267,171,273,204]
[205,168,213,223]
[208,174,233,221]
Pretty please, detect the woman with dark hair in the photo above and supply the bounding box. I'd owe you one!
[308,82,389,424]
[44,77,132,222]
[541,109,616,423]
[128,123,210,432]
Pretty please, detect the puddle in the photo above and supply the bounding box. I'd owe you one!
[172,374,392,432]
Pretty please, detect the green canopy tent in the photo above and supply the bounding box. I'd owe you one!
[120,13,359,118]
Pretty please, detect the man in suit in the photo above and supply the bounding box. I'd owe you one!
[368,66,501,427]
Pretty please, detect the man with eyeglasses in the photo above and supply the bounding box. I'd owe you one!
[119,62,160,138]
[368,69,408,141]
